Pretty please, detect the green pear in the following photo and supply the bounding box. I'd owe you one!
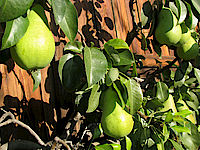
[10,5,55,70]
[101,87,134,139]
[159,94,177,113]
[176,37,199,60]
[155,7,182,46]
[175,23,191,47]
[176,99,196,124]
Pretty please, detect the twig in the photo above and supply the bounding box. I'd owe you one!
[54,137,71,150]
[0,111,15,122]
[0,110,73,149]
[134,77,144,82]
[137,111,148,120]
[0,111,47,146]
[78,30,87,46]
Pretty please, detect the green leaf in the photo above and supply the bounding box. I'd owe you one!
[124,78,143,115]
[175,0,187,24]
[125,136,132,150]
[0,0,34,22]
[156,82,169,103]
[92,123,103,141]
[181,123,200,150]
[108,68,119,82]
[191,0,200,16]
[171,125,191,134]
[104,39,129,50]
[112,82,126,108]
[86,83,101,113]
[84,46,108,87]
[163,123,169,143]
[174,109,193,118]
[186,91,199,112]
[165,111,173,122]
[58,53,85,92]
[169,139,184,150]
[104,44,120,66]
[185,1,198,29]
[95,144,121,150]
[104,39,134,69]
[1,16,29,50]
[64,41,83,53]
[151,128,165,150]
[169,2,179,17]
[120,136,132,150]
[31,69,41,92]
[105,74,112,86]
[105,68,119,86]
[194,68,200,84]
[146,98,163,110]
[175,62,192,85]
[117,49,135,66]
[52,0,78,41]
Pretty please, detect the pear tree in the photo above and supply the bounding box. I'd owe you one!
[0,0,200,150]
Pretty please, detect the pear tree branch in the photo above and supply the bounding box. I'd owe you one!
[0,109,71,149]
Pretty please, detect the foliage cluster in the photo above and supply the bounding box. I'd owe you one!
[0,0,200,149]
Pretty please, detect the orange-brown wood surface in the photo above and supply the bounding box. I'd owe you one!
[0,0,176,142]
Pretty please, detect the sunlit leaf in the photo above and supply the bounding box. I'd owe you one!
[125,78,143,115]
[1,16,29,50]
[169,2,179,17]
[125,136,132,150]
[185,1,198,29]
[171,125,191,134]
[174,109,193,118]
[163,123,169,142]
[84,46,107,87]
[181,123,200,150]
[175,0,187,24]
[191,0,200,17]
[169,139,184,150]
[104,39,129,50]
[112,82,126,108]
[64,41,83,53]
[86,83,101,113]
[186,91,199,112]
[194,68,200,84]
[52,0,78,41]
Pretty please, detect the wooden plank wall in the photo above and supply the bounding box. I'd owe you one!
[0,0,175,142]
